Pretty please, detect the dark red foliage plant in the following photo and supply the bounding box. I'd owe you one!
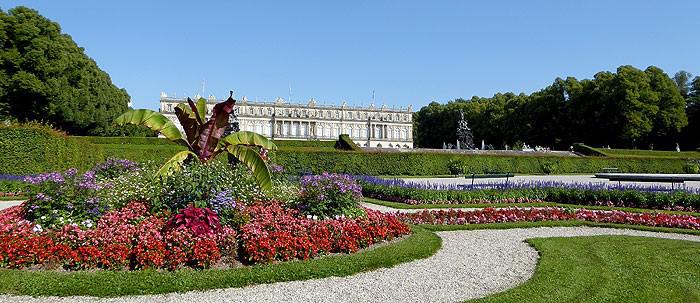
[168,204,222,236]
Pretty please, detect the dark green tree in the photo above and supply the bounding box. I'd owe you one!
[0,6,147,136]
[673,70,693,99]
[645,66,687,147]
[413,65,691,150]
[682,76,700,149]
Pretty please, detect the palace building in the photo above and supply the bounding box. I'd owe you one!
[158,93,414,148]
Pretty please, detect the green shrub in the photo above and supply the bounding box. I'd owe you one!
[272,139,336,148]
[0,124,104,174]
[100,144,185,163]
[684,160,700,174]
[0,180,33,194]
[73,136,173,145]
[272,150,688,175]
[334,134,361,151]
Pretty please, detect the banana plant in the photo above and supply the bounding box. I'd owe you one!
[114,91,278,190]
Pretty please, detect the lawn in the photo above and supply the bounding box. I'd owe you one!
[0,226,440,297]
[468,235,700,303]
[594,148,700,159]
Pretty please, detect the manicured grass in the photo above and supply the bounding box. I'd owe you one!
[0,197,26,201]
[0,226,441,297]
[362,197,700,217]
[468,235,700,303]
[594,148,700,159]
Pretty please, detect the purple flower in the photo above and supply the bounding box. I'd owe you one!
[35,193,51,201]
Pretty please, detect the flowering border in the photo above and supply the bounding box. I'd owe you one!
[399,207,700,230]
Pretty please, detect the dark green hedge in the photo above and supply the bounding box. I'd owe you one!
[100,144,185,163]
[273,150,688,175]
[335,134,361,151]
[72,136,174,145]
[1,128,691,175]
[0,124,104,174]
[272,139,336,148]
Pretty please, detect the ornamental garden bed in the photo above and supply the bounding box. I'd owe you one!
[0,159,410,271]
[358,176,700,212]
[399,207,700,230]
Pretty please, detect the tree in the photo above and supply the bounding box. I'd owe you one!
[673,71,693,99]
[413,65,694,150]
[0,7,140,135]
[682,76,700,149]
[646,66,687,147]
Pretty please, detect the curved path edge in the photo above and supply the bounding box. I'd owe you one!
[3,227,700,303]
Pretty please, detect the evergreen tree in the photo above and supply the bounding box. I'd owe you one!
[0,7,146,136]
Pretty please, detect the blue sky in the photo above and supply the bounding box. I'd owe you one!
[3,1,700,110]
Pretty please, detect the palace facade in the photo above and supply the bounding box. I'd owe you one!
[158,93,414,148]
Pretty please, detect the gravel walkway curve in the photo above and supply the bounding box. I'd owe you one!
[3,227,700,303]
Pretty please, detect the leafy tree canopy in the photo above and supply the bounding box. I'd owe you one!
[414,65,692,150]
[0,6,150,136]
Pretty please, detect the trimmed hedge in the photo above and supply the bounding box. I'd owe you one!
[0,124,104,174]
[335,134,361,151]
[72,136,173,145]
[1,129,692,175]
[273,150,688,175]
[100,144,185,163]
[272,139,336,148]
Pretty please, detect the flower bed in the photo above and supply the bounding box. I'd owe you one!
[1,158,410,271]
[0,201,410,270]
[399,207,700,230]
[358,176,700,212]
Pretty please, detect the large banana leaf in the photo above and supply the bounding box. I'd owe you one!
[226,145,272,191]
[195,97,207,123]
[220,131,278,150]
[186,98,203,125]
[175,104,199,146]
[115,110,189,148]
[198,92,236,161]
[156,150,198,176]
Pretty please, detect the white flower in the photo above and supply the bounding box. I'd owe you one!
[32,224,43,233]
[40,215,46,220]
[306,215,312,219]
[312,215,318,220]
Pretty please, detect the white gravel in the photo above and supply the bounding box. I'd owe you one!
[3,226,700,303]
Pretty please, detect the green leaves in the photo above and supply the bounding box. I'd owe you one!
[156,150,197,176]
[226,145,273,191]
[220,131,278,150]
[114,109,189,148]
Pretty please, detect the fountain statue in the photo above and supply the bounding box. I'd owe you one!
[456,110,474,150]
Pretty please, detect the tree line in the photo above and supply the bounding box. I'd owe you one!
[414,65,700,150]
[0,7,151,136]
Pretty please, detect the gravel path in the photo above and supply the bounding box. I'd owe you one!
[3,226,700,303]
[0,200,23,211]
